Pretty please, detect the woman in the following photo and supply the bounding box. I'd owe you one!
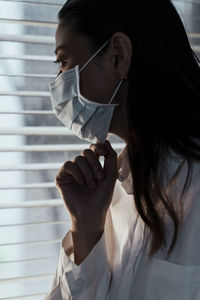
[45,0,200,299]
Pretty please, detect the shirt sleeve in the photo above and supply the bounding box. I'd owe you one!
[45,178,131,300]
[45,228,111,300]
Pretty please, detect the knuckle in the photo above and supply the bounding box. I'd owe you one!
[63,161,72,168]
[74,155,84,163]
[82,149,92,156]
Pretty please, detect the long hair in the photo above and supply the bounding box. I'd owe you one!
[58,0,200,258]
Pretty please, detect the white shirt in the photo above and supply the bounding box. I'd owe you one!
[45,144,200,300]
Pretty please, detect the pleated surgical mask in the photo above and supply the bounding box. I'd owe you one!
[49,38,127,144]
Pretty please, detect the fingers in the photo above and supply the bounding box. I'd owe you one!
[56,149,104,189]
[73,155,97,188]
[104,140,117,160]
[89,140,117,162]
[102,140,118,179]
[89,142,107,157]
[89,140,117,178]
[56,140,115,190]
[81,149,104,181]
[56,161,84,186]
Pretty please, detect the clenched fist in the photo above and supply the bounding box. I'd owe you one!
[55,140,118,228]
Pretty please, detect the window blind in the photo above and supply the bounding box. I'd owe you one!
[0,0,199,299]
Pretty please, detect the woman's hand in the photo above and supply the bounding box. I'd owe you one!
[55,140,118,228]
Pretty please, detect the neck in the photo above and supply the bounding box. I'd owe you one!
[109,81,129,144]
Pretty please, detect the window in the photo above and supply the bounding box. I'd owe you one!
[0,0,199,299]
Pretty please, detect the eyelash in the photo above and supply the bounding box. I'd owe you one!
[53,59,68,68]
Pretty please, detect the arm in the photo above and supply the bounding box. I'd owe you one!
[45,226,111,300]
[69,221,105,265]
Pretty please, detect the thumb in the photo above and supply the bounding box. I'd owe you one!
[103,140,118,180]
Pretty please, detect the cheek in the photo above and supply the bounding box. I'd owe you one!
[61,59,76,72]
[79,66,114,104]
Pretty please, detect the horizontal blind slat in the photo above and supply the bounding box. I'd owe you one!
[0,54,55,61]
[0,256,57,264]
[0,18,57,27]
[0,273,53,283]
[0,220,68,227]
[0,73,55,78]
[0,33,54,44]
[0,239,61,246]
[0,110,54,115]
[0,182,55,190]
[0,91,49,97]
[0,162,61,171]
[0,127,70,135]
[0,199,63,208]
[0,143,125,151]
[3,293,46,300]
[0,0,62,6]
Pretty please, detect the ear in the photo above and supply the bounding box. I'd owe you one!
[111,32,132,79]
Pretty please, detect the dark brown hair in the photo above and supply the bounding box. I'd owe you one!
[58,0,200,258]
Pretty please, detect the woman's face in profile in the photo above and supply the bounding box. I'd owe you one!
[54,22,131,142]
[54,23,121,105]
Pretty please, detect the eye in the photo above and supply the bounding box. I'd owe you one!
[53,59,68,69]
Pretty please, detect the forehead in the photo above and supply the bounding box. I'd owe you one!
[55,23,72,46]
[55,23,88,54]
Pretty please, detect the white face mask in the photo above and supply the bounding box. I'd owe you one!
[49,38,127,144]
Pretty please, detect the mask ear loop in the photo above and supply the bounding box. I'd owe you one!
[109,76,128,104]
[79,38,112,73]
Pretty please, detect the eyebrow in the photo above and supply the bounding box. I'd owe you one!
[54,45,67,55]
